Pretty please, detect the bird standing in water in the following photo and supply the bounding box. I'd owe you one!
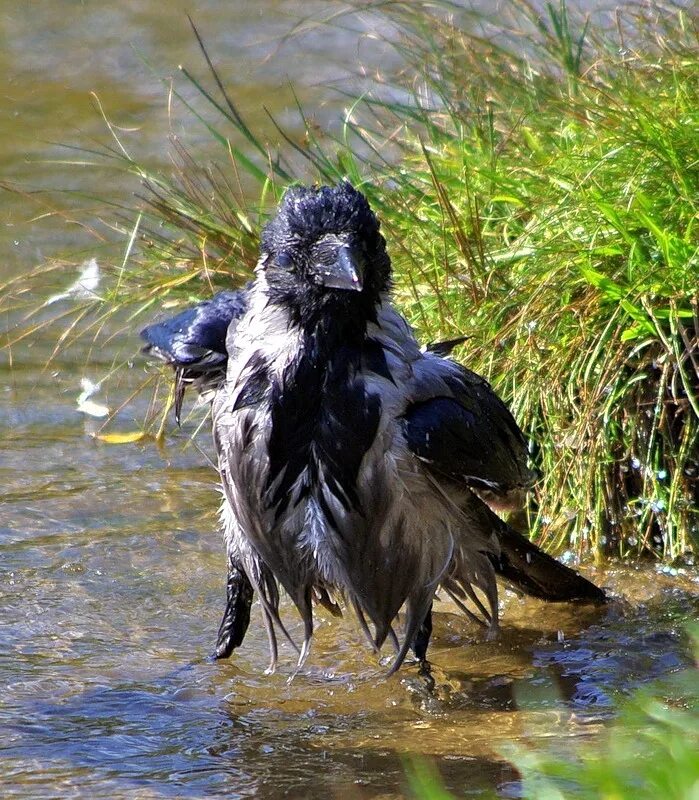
[143,182,605,674]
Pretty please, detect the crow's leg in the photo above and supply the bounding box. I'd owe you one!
[215,557,254,659]
[411,601,433,666]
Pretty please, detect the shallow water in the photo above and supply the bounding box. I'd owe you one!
[2,3,698,798]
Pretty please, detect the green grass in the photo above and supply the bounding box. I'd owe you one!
[406,690,699,800]
[2,1,697,559]
[336,1,698,561]
[405,626,699,800]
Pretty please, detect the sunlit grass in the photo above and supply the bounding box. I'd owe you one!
[2,1,697,559]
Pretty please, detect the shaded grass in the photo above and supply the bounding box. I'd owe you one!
[2,1,697,559]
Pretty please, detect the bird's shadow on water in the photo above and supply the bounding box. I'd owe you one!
[6,588,697,799]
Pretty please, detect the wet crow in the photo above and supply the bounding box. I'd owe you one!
[142,182,605,674]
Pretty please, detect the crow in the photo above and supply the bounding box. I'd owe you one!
[142,182,605,674]
[203,182,606,674]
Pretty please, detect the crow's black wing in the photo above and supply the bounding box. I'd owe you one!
[140,288,249,422]
[404,358,534,507]
[140,288,248,367]
[404,356,606,605]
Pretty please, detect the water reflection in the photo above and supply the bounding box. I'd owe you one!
[1,1,398,278]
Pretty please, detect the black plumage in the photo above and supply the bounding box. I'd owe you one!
[142,182,605,674]
[215,557,254,659]
[140,288,248,423]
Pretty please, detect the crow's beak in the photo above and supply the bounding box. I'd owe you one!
[317,244,364,292]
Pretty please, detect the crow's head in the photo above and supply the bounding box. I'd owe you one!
[259,183,391,328]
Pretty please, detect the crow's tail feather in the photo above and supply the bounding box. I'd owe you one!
[491,519,607,604]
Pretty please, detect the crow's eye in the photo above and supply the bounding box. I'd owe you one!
[276,252,293,269]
